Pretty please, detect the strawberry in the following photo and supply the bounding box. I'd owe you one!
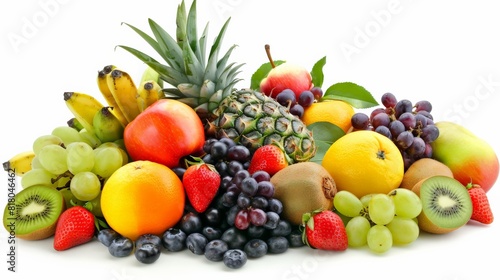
[301,209,348,251]
[54,206,95,251]
[466,183,494,224]
[183,159,221,213]
[247,144,290,176]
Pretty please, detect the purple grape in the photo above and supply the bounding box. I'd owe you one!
[396,131,414,149]
[422,143,433,158]
[234,209,250,230]
[395,99,412,118]
[256,181,275,198]
[240,177,258,196]
[415,100,432,113]
[381,92,397,108]
[251,196,269,209]
[249,208,267,226]
[310,87,324,100]
[351,112,370,130]
[370,107,386,120]
[267,198,283,214]
[414,113,428,129]
[237,193,251,209]
[298,90,315,107]
[371,112,391,128]
[263,212,280,229]
[276,89,296,107]
[289,104,304,118]
[398,112,417,130]
[407,137,426,157]
[389,120,405,138]
[421,125,439,143]
[416,110,433,120]
[227,145,251,162]
[375,125,392,139]
[251,170,271,182]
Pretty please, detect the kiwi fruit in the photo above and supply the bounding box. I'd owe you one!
[400,158,453,190]
[3,185,65,240]
[270,162,336,225]
[411,175,472,234]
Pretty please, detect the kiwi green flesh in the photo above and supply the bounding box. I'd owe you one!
[420,176,472,229]
[3,185,64,240]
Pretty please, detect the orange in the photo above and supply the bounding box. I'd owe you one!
[301,100,355,133]
[321,130,404,198]
[100,160,185,240]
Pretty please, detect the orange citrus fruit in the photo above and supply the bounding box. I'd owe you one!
[101,160,185,240]
[321,130,404,198]
[301,100,355,133]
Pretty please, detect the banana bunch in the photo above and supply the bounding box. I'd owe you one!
[3,151,36,176]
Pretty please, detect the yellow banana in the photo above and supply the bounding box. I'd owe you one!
[106,69,141,123]
[140,66,163,87]
[64,91,104,135]
[97,65,128,126]
[3,150,35,176]
[93,106,125,143]
[137,80,163,112]
[67,117,84,131]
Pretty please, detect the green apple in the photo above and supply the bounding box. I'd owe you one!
[431,121,499,193]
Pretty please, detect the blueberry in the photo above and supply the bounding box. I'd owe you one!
[221,227,247,250]
[162,228,186,252]
[135,243,161,264]
[97,228,120,247]
[108,237,134,257]
[263,212,280,230]
[246,224,266,239]
[244,239,268,258]
[270,219,292,237]
[204,239,229,262]
[288,228,305,248]
[180,212,203,234]
[203,207,223,227]
[136,233,162,249]
[267,236,289,254]
[223,249,247,269]
[186,233,208,255]
[202,226,222,241]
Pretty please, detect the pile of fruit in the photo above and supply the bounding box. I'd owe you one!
[2,0,498,270]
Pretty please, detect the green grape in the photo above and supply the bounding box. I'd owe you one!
[333,190,364,217]
[98,142,119,149]
[345,216,371,247]
[79,128,102,149]
[60,188,85,207]
[66,142,95,174]
[360,193,374,208]
[368,194,395,225]
[92,146,123,178]
[118,148,129,165]
[38,144,68,175]
[388,188,422,219]
[386,217,419,245]
[51,126,83,146]
[84,193,103,217]
[21,168,55,188]
[113,138,126,150]
[33,134,64,155]
[31,156,43,169]
[367,225,393,253]
[70,171,101,201]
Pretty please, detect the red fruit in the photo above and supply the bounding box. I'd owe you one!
[248,144,289,176]
[466,183,494,224]
[54,206,95,251]
[302,210,348,251]
[183,160,221,213]
[124,99,205,168]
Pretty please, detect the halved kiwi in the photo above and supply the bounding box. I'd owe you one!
[3,185,65,240]
[412,175,472,234]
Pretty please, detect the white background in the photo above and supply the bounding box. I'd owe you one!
[1,0,499,279]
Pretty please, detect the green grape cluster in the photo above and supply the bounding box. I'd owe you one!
[333,188,422,254]
[22,125,128,218]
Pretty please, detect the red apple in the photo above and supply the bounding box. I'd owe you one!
[259,44,312,99]
[124,99,205,168]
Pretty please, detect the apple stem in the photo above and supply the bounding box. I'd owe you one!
[265,44,276,68]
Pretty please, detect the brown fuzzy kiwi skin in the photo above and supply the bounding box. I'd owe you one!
[3,187,66,241]
[400,158,454,190]
[411,176,469,234]
[270,162,336,225]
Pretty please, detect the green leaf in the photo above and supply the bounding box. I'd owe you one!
[307,122,345,163]
[249,60,286,91]
[322,82,378,109]
[310,56,326,88]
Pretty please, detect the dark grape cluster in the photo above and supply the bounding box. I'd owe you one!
[171,137,304,268]
[351,92,439,170]
[275,87,323,118]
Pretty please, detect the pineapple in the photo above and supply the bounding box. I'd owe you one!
[118,0,316,163]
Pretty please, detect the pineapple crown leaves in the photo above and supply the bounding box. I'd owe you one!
[117,0,244,114]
